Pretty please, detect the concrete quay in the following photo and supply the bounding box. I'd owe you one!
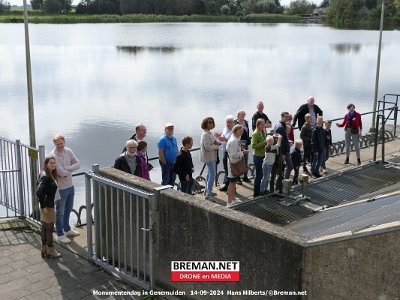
[194,137,400,205]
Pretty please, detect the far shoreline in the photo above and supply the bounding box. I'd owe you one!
[0,12,398,30]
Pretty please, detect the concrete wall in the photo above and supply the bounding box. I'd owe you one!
[302,231,400,300]
[155,189,305,299]
[97,168,400,300]
[99,168,306,299]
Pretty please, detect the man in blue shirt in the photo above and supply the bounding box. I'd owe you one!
[158,123,178,186]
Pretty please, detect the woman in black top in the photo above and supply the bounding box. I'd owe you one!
[36,157,61,258]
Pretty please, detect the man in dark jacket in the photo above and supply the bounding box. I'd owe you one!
[311,116,325,178]
[114,140,141,176]
[292,96,323,130]
[273,112,293,180]
[252,101,271,131]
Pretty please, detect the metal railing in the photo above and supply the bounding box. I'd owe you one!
[0,137,44,220]
[85,165,158,290]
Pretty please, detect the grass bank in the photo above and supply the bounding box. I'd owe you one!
[0,13,303,24]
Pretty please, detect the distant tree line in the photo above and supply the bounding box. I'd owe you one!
[30,0,72,13]
[327,0,399,26]
[74,0,284,15]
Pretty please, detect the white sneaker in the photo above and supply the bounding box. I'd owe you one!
[57,235,71,244]
[227,199,243,207]
[65,229,80,237]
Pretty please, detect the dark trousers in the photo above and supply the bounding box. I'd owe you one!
[41,222,54,247]
[293,166,300,184]
[222,151,230,186]
[253,155,264,196]
[303,143,312,166]
[180,178,194,194]
[270,159,284,193]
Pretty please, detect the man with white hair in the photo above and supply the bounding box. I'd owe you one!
[292,96,323,130]
[218,115,235,192]
[114,139,140,175]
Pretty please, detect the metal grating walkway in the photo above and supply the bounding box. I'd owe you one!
[286,195,400,240]
[234,196,314,226]
[234,161,400,228]
[290,162,400,207]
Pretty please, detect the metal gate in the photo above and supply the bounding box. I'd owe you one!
[0,137,44,220]
[85,165,156,290]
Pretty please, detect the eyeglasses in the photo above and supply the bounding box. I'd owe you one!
[166,127,174,130]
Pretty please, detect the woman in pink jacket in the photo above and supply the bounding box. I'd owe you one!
[336,103,362,165]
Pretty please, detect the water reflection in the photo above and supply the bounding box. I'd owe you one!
[1,23,399,211]
[330,43,361,54]
[117,45,178,55]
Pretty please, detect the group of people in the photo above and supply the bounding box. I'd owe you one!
[36,134,81,258]
[113,98,363,207]
[34,99,363,258]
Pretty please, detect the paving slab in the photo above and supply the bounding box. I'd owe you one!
[0,219,140,300]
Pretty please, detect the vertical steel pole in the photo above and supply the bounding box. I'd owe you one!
[15,140,25,217]
[85,172,93,259]
[22,0,36,149]
[371,0,385,131]
[38,145,45,170]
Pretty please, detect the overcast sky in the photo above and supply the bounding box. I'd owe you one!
[8,0,297,7]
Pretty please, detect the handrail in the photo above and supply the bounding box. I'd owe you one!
[67,94,400,179]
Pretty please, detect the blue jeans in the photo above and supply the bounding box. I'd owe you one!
[160,160,176,186]
[253,156,264,196]
[312,151,324,175]
[180,178,193,195]
[56,186,75,236]
[260,163,273,193]
[205,160,216,196]
[321,148,330,168]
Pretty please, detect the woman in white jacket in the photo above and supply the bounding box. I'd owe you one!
[226,124,249,207]
[200,117,221,200]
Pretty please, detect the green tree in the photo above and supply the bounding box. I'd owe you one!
[243,0,283,13]
[220,3,230,14]
[43,0,71,13]
[0,0,11,13]
[31,0,44,10]
[287,0,316,14]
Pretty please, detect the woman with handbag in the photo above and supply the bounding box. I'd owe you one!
[234,109,251,183]
[226,124,249,207]
[200,117,221,200]
[36,157,62,258]
[336,103,362,165]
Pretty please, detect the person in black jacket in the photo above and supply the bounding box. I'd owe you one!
[292,96,323,130]
[173,136,195,194]
[321,120,333,173]
[252,101,271,131]
[114,140,141,176]
[36,157,61,258]
[291,140,303,185]
[311,116,325,178]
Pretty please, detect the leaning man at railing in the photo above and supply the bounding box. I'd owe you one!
[50,134,81,244]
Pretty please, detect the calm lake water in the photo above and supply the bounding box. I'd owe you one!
[1,23,399,212]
